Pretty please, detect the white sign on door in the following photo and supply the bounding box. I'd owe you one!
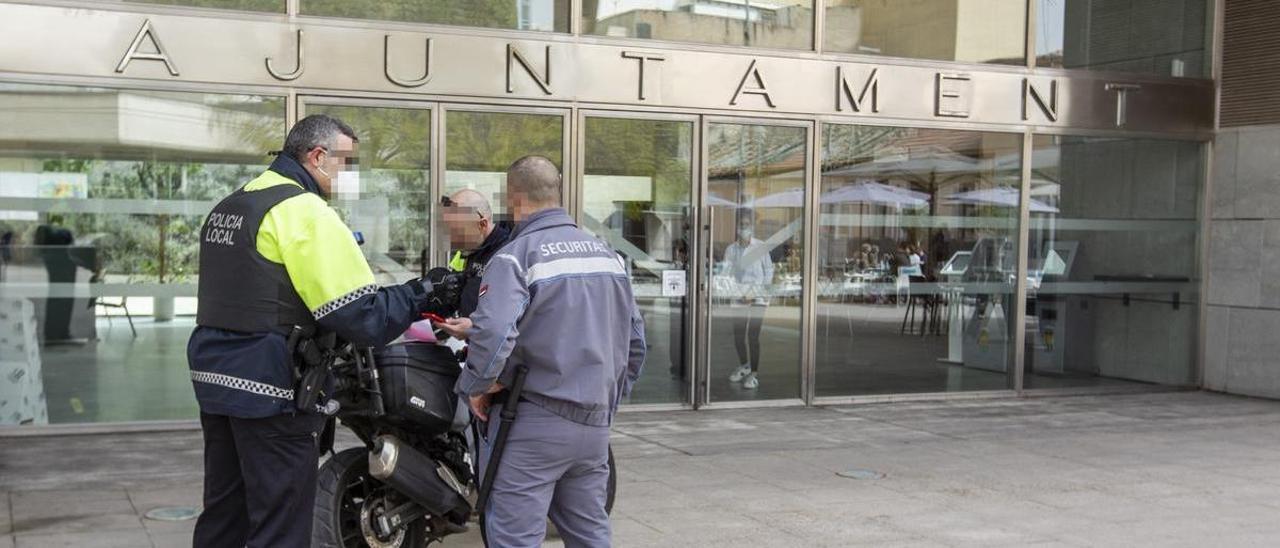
[662,270,687,298]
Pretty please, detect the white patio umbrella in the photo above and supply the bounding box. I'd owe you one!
[824,148,985,179]
[821,181,930,208]
[994,174,1062,197]
[944,187,1058,213]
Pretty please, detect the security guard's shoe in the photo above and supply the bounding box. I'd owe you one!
[729,364,751,383]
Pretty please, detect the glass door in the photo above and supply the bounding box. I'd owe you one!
[579,113,697,406]
[701,120,810,404]
[441,106,568,259]
[301,99,435,282]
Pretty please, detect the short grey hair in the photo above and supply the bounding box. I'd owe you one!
[449,189,493,220]
[282,114,358,164]
[506,156,561,205]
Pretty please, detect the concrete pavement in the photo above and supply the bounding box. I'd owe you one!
[4,391,1280,546]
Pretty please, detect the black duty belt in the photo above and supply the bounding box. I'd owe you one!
[489,389,528,408]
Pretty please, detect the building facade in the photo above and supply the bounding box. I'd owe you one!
[0,0,1225,428]
[1205,0,1280,400]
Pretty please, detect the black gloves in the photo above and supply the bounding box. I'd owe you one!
[421,267,465,318]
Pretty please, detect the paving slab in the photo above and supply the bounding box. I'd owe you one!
[9,489,140,537]
[4,391,1280,546]
[13,530,151,548]
[147,532,194,548]
[0,493,10,535]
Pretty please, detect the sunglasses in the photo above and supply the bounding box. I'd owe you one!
[441,196,484,219]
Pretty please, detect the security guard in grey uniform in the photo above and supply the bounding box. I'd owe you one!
[457,156,646,547]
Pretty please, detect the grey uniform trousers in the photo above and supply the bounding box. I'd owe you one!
[480,401,612,547]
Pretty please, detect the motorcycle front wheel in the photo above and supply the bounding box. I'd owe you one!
[313,447,431,548]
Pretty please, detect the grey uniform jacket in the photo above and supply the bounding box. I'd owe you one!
[455,207,646,427]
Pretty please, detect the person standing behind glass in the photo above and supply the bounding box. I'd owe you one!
[723,213,773,390]
[0,227,13,282]
[34,218,76,342]
[669,237,689,380]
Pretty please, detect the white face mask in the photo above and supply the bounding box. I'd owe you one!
[737,228,752,241]
[333,170,361,200]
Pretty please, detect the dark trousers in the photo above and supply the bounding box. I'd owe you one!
[668,300,687,379]
[732,305,765,372]
[42,260,76,341]
[193,412,324,548]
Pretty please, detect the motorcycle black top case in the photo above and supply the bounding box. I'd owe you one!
[375,342,462,436]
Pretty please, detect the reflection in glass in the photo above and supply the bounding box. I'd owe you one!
[0,84,284,424]
[130,0,282,11]
[305,0,569,32]
[582,0,814,50]
[308,105,432,280]
[582,117,694,405]
[1024,136,1201,388]
[707,123,806,402]
[1035,0,1209,77]
[815,125,1020,397]
[444,110,563,216]
[824,0,1025,64]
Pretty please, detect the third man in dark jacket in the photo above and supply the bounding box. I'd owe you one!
[435,188,511,339]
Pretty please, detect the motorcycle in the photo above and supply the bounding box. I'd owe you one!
[310,270,616,547]
[305,338,468,547]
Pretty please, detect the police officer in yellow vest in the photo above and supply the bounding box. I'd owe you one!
[188,114,455,548]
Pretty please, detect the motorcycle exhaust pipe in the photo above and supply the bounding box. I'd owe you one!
[369,435,469,518]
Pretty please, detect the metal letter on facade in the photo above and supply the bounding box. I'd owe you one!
[114,19,179,76]
[1105,83,1142,128]
[384,35,433,88]
[506,44,552,95]
[265,29,305,81]
[1022,78,1059,122]
[621,51,666,101]
[835,66,879,113]
[934,73,972,118]
[730,59,776,108]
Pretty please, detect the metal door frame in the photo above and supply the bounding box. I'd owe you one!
[436,103,573,268]
[297,94,441,276]
[575,109,701,411]
[697,115,814,410]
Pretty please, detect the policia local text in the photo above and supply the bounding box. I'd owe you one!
[204,212,244,246]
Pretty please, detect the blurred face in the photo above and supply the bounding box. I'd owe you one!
[736,219,753,243]
[304,133,357,196]
[442,197,490,250]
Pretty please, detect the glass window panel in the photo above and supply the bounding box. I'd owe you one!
[583,0,814,50]
[444,110,562,220]
[127,0,283,11]
[824,0,1026,64]
[1035,0,1210,78]
[307,105,432,280]
[707,122,806,402]
[1023,136,1202,389]
[816,125,1021,397]
[582,117,694,405]
[305,0,570,32]
[0,84,284,425]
